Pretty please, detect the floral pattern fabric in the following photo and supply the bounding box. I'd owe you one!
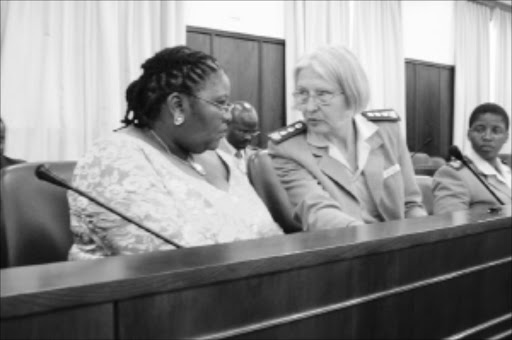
[68,132,282,260]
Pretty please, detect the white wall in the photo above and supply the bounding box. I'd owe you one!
[402,1,455,65]
[184,1,285,39]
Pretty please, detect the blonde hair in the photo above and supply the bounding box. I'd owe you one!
[294,45,370,113]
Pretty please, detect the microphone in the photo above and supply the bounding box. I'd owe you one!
[35,164,183,249]
[448,145,505,206]
[411,137,433,158]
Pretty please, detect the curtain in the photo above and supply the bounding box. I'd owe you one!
[453,1,491,153]
[351,1,405,135]
[284,1,351,124]
[284,0,404,135]
[490,8,511,154]
[0,1,185,161]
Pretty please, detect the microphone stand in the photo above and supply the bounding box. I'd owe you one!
[36,164,183,249]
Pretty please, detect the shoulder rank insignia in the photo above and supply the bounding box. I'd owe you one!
[447,156,471,170]
[268,121,306,144]
[362,109,400,122]
[447,159,463,170]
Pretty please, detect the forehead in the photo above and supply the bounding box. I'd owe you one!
[196,70,230,96]
[296,65,335,88]
[472,113,507,126]
[233,114,258,128]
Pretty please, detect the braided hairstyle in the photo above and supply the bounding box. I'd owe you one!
[122,46,221,128]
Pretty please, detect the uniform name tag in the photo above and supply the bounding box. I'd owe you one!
[383,164,401,179]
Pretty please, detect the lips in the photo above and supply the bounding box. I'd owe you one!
[480,144,495,151]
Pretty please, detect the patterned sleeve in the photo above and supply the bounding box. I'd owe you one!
[68,137,183,260]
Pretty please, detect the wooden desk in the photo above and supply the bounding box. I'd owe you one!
[1,206,511,339]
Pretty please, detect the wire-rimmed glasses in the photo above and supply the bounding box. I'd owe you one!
[292,89,344,106]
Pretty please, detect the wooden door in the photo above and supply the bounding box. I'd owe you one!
[406,59,454,158]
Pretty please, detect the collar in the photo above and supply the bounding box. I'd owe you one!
[467,147,511,187]
[305,113,379,172]
[221,138,245,156]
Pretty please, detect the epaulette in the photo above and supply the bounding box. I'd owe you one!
[447,156,472,171]
[361,109,400,122]
[268,121,306,144]
[447,159,464,170]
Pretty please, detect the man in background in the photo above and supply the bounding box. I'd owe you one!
[1,118,24,170]
[219,101,260,174]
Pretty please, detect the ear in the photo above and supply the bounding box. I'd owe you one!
[166,93,184,114]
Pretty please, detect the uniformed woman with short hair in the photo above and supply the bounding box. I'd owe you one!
[268,45,427,231]
[432,103,511,215]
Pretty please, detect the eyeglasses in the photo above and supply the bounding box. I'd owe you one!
[469,125,507,137]
[235,128,260,138]
[292,89,344,106]
[186,93,234,114]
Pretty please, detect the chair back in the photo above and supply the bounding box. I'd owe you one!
[247,150,303,233]
[429,156,446,167]
[0,161,76,267]
[411,152,431,167]
[415,175,434,215]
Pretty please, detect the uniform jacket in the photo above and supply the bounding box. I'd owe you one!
[432,149,511,215]
[268,114,426,231]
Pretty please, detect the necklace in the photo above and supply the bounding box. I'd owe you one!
[149,130,206,176]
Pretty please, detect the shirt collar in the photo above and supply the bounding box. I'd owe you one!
[222,137,245,156]
[305,113,379,172]
[467,146,511,187]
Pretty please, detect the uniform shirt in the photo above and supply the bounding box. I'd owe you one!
[269,114,426,231]
[432,147,512,215]
[306,114,383,223]
[220,139,249,174]
[467,147,511,189]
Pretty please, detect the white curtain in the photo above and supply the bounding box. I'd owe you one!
[490,8,512,154]
[0,1,185,161]
[351,1,405,134]
[453,0,492,153]
[284,1,351,124]
[284,0,405,135]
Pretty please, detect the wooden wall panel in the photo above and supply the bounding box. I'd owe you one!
[3,207,509,340]
[213,36,260,115]
[406,62,417,152]
[116,228,511,339]
[439,68,454,157]
[186,31,212,55]
[406,59,454,158]
[415,64,440,156]
[260,42,285,147]
[0,304,114,340]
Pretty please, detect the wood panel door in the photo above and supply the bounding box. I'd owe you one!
[406,59,454,158]
[187,26,286,148]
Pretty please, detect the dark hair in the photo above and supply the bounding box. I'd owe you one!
[122,46,221,128]
[469,103,509,131]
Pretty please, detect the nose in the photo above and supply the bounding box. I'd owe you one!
[222,109,232,124]
[482,129,493,140]
[304,96,319,112]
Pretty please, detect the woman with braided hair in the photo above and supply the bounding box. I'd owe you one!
[68,46,282,260]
